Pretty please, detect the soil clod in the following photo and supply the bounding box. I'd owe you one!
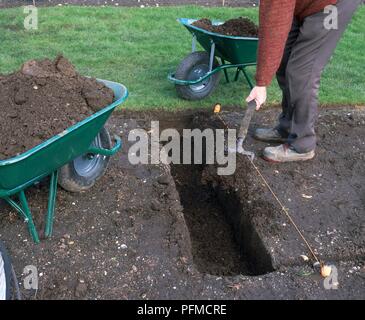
[157,174,170,185]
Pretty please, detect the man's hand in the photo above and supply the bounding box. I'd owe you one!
[246,86,267,110]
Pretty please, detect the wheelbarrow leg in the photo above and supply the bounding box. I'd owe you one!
[19,191,40,244]
[234,68,241,82]
[241,67,254,90]
[221,59,230,83]
[44,171,58,238]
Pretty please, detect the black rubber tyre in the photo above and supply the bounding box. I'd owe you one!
[0,241,12,300]
[175,51,221,100]
[58,127,112,193]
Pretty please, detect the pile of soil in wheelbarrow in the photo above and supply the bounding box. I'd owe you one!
[192,17,258,37]
[0,56,114,160]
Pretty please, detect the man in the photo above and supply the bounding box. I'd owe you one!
[247,0,362,162]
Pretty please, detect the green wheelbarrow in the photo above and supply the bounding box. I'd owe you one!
[0,79,128,244]
[168,18,259,100]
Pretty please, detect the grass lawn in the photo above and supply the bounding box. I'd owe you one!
[0,5,364,109]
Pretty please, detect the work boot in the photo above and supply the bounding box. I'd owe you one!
[254,128,287,143]
[263,144,315,163]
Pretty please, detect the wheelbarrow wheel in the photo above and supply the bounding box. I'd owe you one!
[0,241,12,300]
[175,51,221,100]
[58,127,112,193]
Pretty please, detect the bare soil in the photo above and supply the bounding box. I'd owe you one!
[192,17,258,37]
[0,56,114,160]
[0,105,364,299]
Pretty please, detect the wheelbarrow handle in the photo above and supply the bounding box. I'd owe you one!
[87,135,122,156]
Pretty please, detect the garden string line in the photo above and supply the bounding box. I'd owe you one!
[214,110,321,264]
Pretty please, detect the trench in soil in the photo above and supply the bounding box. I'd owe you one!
[171,164,274,276]
[166,115,274,277]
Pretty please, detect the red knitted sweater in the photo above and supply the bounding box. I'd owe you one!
[256,0,337,86]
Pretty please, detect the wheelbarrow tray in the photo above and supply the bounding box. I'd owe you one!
[179,18,258,65]
[0,79,128,196]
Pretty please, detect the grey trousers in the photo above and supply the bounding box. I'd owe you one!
[275,0,362,153]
